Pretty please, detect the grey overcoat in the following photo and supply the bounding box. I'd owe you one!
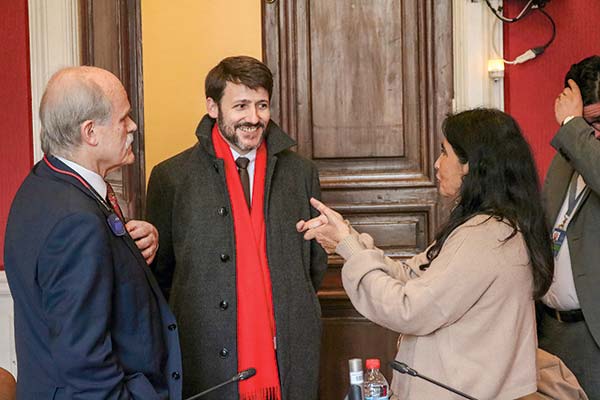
[146,115,327,400]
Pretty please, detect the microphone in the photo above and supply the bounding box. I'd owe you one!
[390,361,479,400]
[236,368,256,381]
[185,368,256,400]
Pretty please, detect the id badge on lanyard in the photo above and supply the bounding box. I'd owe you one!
[551,226,567,257]
[551,172,589,257]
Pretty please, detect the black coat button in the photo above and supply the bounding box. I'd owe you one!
[219,348,229,358]
[219,300,229,310]
[220,253,230,262]
[218,207,228,216]
[168,324,177,331]
[172,371,180,380]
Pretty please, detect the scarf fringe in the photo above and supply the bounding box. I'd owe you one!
[240,386,281,400]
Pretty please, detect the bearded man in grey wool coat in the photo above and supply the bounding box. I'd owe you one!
[146,55,328,400]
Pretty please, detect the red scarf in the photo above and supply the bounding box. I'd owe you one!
[212,125,281,400]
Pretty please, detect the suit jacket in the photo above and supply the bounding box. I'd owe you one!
[146,115,328,400]
[4,157,182,400]
[543,117,600,347]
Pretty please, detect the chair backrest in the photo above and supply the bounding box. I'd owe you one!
[0,367,16,400]
[516,348,589,400]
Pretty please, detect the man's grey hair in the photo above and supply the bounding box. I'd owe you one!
[40,67,112,156]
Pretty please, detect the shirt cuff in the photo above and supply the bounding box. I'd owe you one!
[562,115,575,126]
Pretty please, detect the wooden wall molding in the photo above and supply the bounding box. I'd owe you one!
[28,0,80,163]
[453,0,504,111]
[79,0,146,218]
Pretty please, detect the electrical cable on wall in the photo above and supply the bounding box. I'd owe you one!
[485,0,536,23]
[485,0,556,65]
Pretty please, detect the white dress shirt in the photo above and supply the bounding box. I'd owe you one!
[542,173,586,311]
[229,147,257,204]
[56,156,107,199]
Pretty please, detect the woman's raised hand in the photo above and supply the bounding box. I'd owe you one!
[296,198,351,254]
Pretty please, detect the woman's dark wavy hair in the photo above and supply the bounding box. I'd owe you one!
[421,108,554,300]
[564,55,600,105]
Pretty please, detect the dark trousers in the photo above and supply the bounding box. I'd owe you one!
[539,310,600,399]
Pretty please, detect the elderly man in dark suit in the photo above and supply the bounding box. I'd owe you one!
[4,66,182,399]
[541,55,600,398]
[146,56,327,400]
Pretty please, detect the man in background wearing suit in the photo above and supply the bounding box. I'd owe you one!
[541,55,600,398]
[146,56,327,400]
[4,66,182,399]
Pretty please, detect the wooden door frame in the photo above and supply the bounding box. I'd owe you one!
[79,0,146,219]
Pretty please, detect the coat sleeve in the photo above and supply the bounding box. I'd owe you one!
[308,165,328,291]
[337,229,429,283]
[146,166,176,300]
[551,117,600,195]
[341,220,505,336]
[37,212,160,400]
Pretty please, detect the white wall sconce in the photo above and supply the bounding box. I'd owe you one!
[487,58,505,81]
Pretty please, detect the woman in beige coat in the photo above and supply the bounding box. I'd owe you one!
[298,108,554,400]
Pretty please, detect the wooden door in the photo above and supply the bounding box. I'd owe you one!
[262,1,453,398]
[79,0,145,219]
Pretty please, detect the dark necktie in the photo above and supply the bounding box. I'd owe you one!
[106,181,125,221]
[235,157,251,209]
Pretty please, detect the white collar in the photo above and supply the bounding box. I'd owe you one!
[229,147,257,163]
[55,156,107,199]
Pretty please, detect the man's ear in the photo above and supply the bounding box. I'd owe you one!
[207,97,219,119]
[80,120,98,146]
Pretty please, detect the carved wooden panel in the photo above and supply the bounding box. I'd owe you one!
[263,1,453,399]
[310,1,404,159]
[79,0,145,219]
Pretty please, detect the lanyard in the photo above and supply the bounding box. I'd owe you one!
[558,172,589,230]
[43,155,126,236]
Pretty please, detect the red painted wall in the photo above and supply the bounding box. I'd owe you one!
[504,0,600,180]
[0,0,33,269]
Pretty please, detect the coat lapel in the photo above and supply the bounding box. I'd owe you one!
[195,115,296,221]
[39,157,166,297]
[543,154,574,227]
[263,155,277,219]
[39,156,105,208]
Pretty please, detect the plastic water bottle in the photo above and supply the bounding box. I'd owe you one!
[363,358,389,400]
